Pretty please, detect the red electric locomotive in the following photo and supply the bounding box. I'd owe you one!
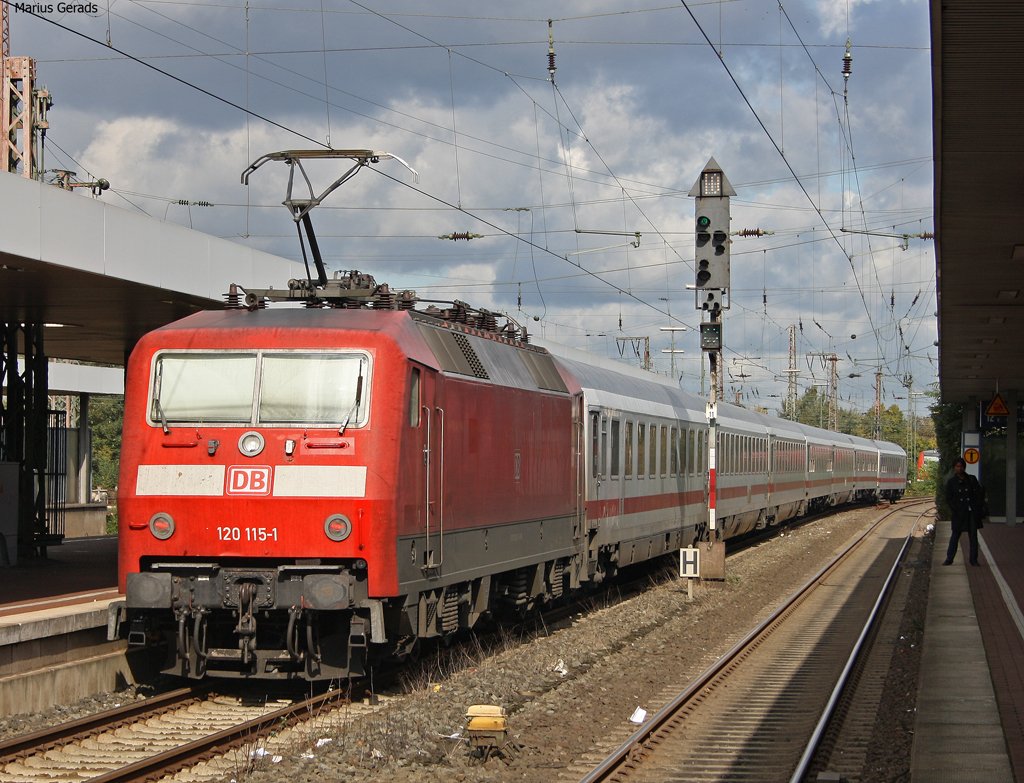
[117,291,578,679]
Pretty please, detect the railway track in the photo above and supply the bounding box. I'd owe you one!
[0,500,926,783]
[0,683,391,783]
[578,498,933,783]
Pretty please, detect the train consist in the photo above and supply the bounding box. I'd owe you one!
[112,273,906,681]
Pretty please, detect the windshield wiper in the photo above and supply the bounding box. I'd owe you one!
[338,360,365,436]
[154,398,170,435]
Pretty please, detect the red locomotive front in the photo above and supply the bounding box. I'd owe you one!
[117,306,577,680]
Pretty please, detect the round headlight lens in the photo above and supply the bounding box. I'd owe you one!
[324,514,352,542]
[149,512,175,540]
[238,431,265,457]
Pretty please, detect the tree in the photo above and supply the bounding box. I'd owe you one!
[90,395,124,492]
[879,404,907,446]
[930,399,964,519]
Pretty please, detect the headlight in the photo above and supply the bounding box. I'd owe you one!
[238,431,265,457]
[324,514,352,542]
[149,512,175,540]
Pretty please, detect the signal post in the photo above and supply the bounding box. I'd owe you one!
[689,158,734,580]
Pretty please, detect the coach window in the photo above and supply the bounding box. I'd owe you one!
[671,427,679,476]
[638,423,646,478]
[660,425,669,477]
[610,418,621,477]
[409,367,421,426]
[624,421,634,478]
[649,425,658,479]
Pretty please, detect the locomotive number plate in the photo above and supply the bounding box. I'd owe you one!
[217,526,279,542]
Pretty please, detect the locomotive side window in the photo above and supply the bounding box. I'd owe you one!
[409,367,421,426]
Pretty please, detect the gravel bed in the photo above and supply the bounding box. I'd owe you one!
[0,505,931,783]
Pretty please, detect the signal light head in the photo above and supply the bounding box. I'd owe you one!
[696,215,711,230]
[696,260,711,286]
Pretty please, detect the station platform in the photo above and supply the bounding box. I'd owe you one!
[0,536,126,717]
[912,520,1024,782]
[0,535,119,617]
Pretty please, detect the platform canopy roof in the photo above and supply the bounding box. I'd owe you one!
[932,0,1024,404]
[0,172,299,367]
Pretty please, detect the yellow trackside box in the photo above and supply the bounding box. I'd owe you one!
[466,704,508,740]
[467,716,507,732]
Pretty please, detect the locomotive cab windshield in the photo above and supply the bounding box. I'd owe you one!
[149,350,371,427]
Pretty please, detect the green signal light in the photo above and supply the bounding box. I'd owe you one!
[696,215,711,229]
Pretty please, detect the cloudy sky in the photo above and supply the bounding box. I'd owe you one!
[11,0,935,416]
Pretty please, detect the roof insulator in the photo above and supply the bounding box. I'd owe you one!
[438,232,484,241]
[547,20,556,82]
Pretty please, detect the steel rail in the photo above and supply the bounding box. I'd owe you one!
[0,685,206,761]
[86,687,352,783]
[788,501,935,782]
[578,498,932,783]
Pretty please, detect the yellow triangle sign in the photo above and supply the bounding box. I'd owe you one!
[986,393,1009,417]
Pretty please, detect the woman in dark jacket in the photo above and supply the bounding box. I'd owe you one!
[944,457,983,566]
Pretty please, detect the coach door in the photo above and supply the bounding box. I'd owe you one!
[590,409,622,531]
[420,370,445,573]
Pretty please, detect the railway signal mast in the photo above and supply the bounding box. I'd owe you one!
[689,159,733,575]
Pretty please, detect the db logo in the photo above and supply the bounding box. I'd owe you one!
[226,466,272,495]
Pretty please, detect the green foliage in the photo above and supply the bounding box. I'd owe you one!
[90,395,124,491]
[906,459,938,498]
[784,387,909,443]
[930,399,964,519]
